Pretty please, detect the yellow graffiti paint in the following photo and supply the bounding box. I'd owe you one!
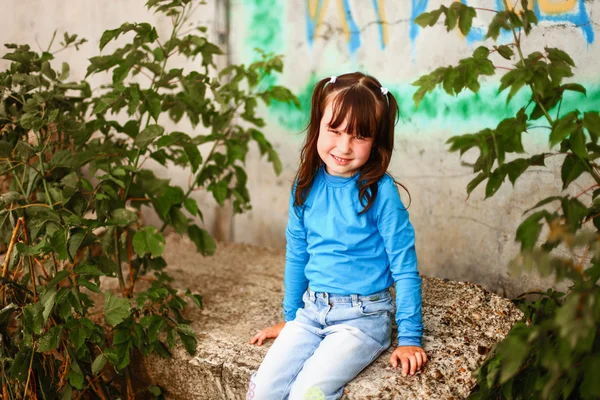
[308,0,318,18]
[377,0,389,47]
[538,0,576,14]
[336,0,351,43]
[311,0,330,41]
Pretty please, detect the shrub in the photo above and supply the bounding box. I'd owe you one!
[0,0,298,398]
[414,1,599,399]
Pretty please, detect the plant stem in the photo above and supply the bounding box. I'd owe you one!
[21,215,37,300]
[473,7,499,13]
[503,0,554,125]
[158,139,220,233]
[114,227,126,294]
[35,132,55,210]
[23,346,35,399]
[123,4,186,204]
[0,218,23,306]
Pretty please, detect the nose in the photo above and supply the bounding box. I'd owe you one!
[337,135,352,154]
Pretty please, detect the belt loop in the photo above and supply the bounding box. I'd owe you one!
[351,294,359,307]
[323,292,329,304]
[309,289,316,302]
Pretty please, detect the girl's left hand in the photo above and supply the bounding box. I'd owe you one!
[389,346,428,376]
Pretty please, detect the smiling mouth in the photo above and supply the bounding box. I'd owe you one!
[331,154,351,163]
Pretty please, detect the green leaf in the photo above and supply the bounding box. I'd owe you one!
[549,112,579,147]
[108,208,138,226]
[494,45,514,60]
[187,224,216,256]
[208,180,228,205]
[38,325,63,352]
[473,46,489,60]
[268,148,283,175]
[184,198,199,216]
[133,226,165,258]
[546,47,575,67]
[561,154,587,190]
[68,361,84,390]
[466,173,486,195]
[458,5,476,36]
[415,7,445,28]
[485,169,506,198]
[47,270,71,287]
[40,288,57,323]
[561,83,586,96]
[92,354,108,375]
[516,211,549,250]
[183,143,202,172]
[69,324,86,351]
[143,91,162,121]
[486,11,509,41]
[99,28,121,50]
[583,112,600,143]
[135,124,164,149]
[177,324,197,356]
[10,348,32,382]
[61,385,73,400]
[569,129,588,160]
[185,290,203,309]
[23,302,44,335]
[59,62,70,81]
[104,291,131,326]
[498,335,529,384]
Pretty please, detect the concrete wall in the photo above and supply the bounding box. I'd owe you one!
[1,1,599,297]
[228,0,600,297]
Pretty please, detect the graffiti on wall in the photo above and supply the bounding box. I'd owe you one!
[306,0,595,54]
[242,0,598,134]
[410,0,594,47]
[306,0,389,54]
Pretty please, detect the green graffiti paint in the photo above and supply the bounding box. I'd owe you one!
[267,81,600,136]
[242,0,284,61]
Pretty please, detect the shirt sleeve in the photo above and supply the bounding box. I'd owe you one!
[376,177,423,347]
[282,185,309,321]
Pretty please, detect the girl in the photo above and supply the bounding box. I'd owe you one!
[247,72,427,400]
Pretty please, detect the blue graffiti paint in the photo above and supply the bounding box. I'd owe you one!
[306,0,324,48]
[460,0,487,43]
[371,0,386,49]
[533,1,594,44]
[410,0,429,47]
[493,0,593,44]
[342,0,362,54]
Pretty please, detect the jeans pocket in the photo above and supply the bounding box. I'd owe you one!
[358,298,394,316]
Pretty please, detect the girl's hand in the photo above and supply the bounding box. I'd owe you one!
[389,346,428,376]
[249,322,287,346]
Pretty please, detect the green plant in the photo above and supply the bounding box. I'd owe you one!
[414,1,599,399]
[0,0,298,398]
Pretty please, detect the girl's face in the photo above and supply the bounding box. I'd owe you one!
[317,98,374,178]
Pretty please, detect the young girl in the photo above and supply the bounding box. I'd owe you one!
[247,72,427,400]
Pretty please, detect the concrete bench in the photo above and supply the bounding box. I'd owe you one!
[138,235,522,399]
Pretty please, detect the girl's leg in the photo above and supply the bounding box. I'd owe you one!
[287,316,391,400]
[247,319,323,400]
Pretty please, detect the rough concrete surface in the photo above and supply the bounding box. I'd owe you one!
[140,234,523,400]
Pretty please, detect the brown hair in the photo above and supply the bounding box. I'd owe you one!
[293,71,404,214]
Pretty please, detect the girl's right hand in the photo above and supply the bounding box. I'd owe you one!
[249,322,287,346]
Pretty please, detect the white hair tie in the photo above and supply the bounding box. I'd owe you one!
[329,76,337,84]
[381,87,389,96]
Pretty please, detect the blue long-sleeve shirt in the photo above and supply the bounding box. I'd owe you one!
[283,166,423,347]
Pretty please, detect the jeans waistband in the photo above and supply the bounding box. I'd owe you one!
[306,287,391,306]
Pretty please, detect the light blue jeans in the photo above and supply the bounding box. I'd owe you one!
[247,287,393,400]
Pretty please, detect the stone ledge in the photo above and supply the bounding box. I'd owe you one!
[140,235,523,399]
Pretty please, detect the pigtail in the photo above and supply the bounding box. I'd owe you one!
[293,77,332,207]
